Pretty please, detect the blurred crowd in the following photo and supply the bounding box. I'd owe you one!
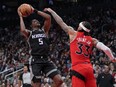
[0,0,116,87]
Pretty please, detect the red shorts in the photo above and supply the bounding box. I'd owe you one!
[72,63,97,87]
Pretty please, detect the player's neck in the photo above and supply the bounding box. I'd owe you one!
[32,27,40,31]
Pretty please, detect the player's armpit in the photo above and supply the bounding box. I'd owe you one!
[68,26,76,35]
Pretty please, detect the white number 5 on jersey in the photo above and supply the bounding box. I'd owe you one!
[38,38,43,45]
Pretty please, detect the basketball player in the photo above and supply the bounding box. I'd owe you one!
[45,8,116,87]
[17,8,63,87]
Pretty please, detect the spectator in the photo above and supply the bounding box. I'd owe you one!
[97,65,115,87]
[18,66,32,87]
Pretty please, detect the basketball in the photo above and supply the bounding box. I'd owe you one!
[18,3,34,17]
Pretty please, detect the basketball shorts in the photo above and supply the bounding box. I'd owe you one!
[71,63,97,87]
[29,55,60,83]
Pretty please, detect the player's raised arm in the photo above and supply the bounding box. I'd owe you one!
[17,8,30,39]
[44,8,76,35]
[93,38,115,61]
[34,9,51,34]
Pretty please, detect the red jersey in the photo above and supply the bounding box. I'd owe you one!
[70,32,94,66]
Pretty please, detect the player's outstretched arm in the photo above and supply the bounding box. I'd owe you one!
[93,38,115,61]
[17,8,30,39]
[44,8,76,35]
[34,9,51,34]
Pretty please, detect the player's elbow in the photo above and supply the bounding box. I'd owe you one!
[96,42,109,51]
[46,14,51,20]
[20,28,25,33]
[103,47,110,52]
[20,29,27,36]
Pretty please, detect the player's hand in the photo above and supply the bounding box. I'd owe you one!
[17,7,22,17]
[33,8,38,14]
[44,8,53,13]
[31,6,34,13]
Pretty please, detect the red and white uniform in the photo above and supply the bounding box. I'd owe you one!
[70,32,96,87]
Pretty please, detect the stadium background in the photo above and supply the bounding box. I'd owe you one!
[0,0,116,86]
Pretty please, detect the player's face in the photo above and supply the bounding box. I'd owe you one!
[31,19,41,28]
[23,66,28,73]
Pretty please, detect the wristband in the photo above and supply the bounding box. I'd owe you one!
[34,9,38,14]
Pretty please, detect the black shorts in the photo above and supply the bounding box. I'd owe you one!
[29,55,60,83]
[23,84,32,87]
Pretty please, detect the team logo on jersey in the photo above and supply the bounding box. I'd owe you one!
[32,34,46,39]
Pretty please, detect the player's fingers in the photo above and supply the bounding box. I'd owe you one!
[43,8,48,12]
[44,8,52,12]
[30,5,34,12]
[17,7,20,13]
[17,8,22,17]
